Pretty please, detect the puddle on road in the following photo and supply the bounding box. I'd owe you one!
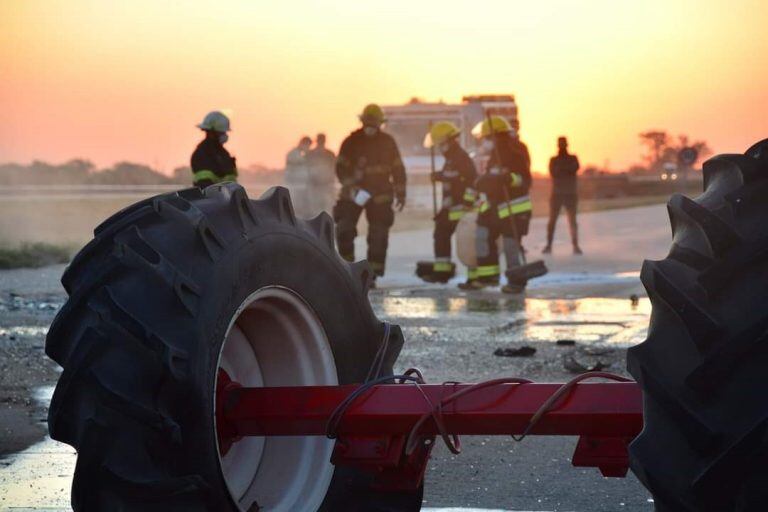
[0,326,49,338]
[0,387,74,511]
[376,296,650,347]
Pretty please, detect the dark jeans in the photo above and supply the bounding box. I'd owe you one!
[547,193,578,245]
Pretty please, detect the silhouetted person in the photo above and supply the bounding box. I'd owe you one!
[544,136,581,254]
[307,133,336,215]
[285,136,313,217]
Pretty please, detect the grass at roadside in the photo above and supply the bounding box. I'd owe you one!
[0,242,72,269]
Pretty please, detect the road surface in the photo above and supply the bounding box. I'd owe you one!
[0,204,672,511]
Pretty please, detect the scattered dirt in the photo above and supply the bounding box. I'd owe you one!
[0,289,63,458]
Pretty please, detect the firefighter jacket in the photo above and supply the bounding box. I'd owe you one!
[476,133,532,219]
[336,129,406,203]
[434,142,478,220]
[191,137,237,185]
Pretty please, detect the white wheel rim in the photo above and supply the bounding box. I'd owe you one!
[215,286,337,512]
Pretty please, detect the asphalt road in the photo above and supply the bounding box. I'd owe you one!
[0,204,672,511]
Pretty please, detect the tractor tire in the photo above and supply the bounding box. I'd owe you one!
[627,139,768,511]
[46,183,422,512]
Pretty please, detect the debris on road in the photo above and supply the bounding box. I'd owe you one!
[493,346,537,357]
[580,346,615,356]
[563,354,610,373]
[488,319,527,333]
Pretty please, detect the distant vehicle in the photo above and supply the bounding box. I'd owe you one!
[382,95,519,174]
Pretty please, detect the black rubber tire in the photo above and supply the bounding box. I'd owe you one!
[627,139,768,511]
[46,183,422,511]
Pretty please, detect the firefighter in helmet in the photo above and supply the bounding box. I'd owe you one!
[416,121,478,284]
[333,104,406,286]
[469,115,533,293]
[191,111,237,188]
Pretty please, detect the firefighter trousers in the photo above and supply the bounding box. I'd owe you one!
[434,208,461,260]
[475,209,531,279]
[333,199,394,276]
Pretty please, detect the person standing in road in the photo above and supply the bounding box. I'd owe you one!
[284,136,313,217]
[543,136,582,255]
[333,104,406,286]
[191,111,237,188]
[307,133,337,216]
[417,121,478,284]
[468,116,533,293]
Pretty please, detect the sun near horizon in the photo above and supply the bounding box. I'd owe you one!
[1,0,767,175]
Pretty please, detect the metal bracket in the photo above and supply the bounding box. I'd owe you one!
[571,436,632,477]
[332,434,435,491]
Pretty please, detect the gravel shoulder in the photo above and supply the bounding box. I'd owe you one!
[0,264,65,458]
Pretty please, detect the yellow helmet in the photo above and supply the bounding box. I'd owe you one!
[423,121,461,148]
[359,104,386,125]
[197,111,231,132]
[471,115,512,138]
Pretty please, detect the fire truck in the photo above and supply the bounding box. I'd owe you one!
[382,95,519,174]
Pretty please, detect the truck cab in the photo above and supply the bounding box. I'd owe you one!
[382,95,519,174]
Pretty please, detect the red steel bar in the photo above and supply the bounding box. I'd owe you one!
[221,382,642,438]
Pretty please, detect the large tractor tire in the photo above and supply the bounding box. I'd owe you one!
[627,139,768,511]
[46,184,422,511]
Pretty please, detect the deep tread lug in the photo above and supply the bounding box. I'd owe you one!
[669,194,740,257]
[258,186,296,225]
[349,260,373,293]
[230,185,260,232]
[641,261,722,354]
[306,211,335,249]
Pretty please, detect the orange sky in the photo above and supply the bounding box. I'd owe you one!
[1,0,767,174]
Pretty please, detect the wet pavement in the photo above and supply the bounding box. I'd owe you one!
[0,290,652,511]
[0,388,73,512]
[0,205,668,510]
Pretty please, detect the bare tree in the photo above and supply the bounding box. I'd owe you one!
[639,130,712,172]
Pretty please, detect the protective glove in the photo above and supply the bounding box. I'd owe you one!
[395,194,406,212]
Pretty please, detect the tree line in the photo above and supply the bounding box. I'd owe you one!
[0,160,280,186]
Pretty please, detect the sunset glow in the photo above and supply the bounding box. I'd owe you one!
[2,0,767,173]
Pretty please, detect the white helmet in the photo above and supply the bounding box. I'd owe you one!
[197,111,231,132]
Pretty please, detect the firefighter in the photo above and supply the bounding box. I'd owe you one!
[469,116,533,293]
[191,111,237,188]
[543,136,582,254]
[333,104,406,285]
[417,121,478,284]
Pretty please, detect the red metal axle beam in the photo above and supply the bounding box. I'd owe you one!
[220,382,642,438]
[217,379,643,487]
